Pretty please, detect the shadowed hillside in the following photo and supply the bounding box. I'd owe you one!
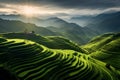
[0,37,120,80]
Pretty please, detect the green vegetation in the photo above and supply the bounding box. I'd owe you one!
[83,33,120,70]
[1,32,86,53]
[83,33,114,52]
[0,34,120,80]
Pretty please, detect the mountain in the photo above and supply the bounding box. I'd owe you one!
[0,36,120,80]
[0,18,57,36]
[35,17,98,44]
[69,16,93,26]
[45,17,98,44]
[83,33,120,70]
[86,12,120,33]
[0,18,98,44]
[0,15,68,27]
[43,17,68,27]
[0,14,21,20]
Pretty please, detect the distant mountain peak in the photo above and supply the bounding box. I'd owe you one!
[46,17,67,23]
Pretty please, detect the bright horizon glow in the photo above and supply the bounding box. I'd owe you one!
[20,6,40,17]
[0,3,120,18]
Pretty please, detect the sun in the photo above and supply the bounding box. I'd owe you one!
[21,6,39,17]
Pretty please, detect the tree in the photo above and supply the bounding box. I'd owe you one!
[31,31,35,34]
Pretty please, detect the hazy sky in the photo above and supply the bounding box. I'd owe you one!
[0,0,120,18]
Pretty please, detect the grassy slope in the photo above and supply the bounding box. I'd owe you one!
[83,33,120,70]
[0,37,119,80]
[1,33,87,53]
[83,33,114,52]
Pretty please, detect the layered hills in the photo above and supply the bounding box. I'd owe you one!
[0,11,120,44]
[0,18,98,44]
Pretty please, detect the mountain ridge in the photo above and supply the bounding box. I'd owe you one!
[0,18,98,44]
[86,11,120,33]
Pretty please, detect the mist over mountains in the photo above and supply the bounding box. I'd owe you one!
[86,11,120,33]
[0,11,120,44]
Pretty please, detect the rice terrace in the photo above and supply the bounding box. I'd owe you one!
[0,0,120,80]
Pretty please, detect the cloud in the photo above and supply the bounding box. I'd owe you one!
[0,0,120,18]
[0,0,120,9]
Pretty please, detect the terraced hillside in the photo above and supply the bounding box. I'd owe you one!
[0,37,120,80]
[83,33,120,70]
[83,33,114,52]
[1,33,86,53]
